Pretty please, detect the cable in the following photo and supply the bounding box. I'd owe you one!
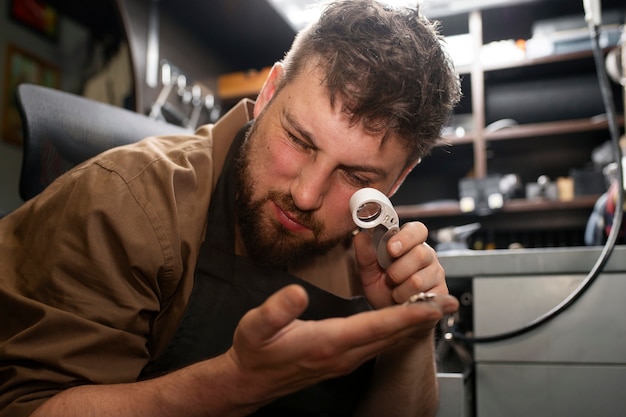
[446,18,625,344]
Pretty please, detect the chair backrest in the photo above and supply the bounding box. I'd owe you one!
[16,83,190,201]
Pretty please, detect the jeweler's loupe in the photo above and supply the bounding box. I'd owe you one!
[350,188,400,269]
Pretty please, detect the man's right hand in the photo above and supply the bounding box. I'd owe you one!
[224,284,458,407]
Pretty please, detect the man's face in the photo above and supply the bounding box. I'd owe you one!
[235,64,412,267]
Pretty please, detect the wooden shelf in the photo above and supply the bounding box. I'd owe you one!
[401,1,624,246]
[451,41,615,76]
[482,47,619,73]
[500,195,600,212]
[397,200,463,219]
[439,116,623,151]
[455,64,472,75]
[396,195,600,220]
[482,49,597,72]
[485,116,624,141]
[440,132,476,145]
[217,67,271,100]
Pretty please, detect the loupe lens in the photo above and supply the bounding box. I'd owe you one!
[357,202,382,222]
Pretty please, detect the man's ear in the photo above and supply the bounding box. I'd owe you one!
[253,62,284,118]
[388,158,421,198]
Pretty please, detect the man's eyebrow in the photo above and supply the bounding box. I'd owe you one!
[283,110,315,145]
[339,163,387,179]
[282,110,387,179]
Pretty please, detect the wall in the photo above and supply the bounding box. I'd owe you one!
[120,0,226,116]
[0,4,90,215]
[0,0,227,216]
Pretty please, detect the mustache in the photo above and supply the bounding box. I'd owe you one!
[268,190,323,234]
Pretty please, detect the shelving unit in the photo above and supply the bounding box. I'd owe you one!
[393,0,625,249]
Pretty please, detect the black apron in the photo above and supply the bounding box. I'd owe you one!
[140,123,375,416]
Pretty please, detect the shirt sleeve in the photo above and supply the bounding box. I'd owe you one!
[0,141,203,416]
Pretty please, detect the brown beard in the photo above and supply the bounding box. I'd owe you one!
[234,126,350,268]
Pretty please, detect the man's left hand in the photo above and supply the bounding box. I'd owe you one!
[353,221,447,309]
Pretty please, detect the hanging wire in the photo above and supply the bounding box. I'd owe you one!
[446,14,625,345]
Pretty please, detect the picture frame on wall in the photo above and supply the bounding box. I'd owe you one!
[9,0,59,41]
[2,44,60,146]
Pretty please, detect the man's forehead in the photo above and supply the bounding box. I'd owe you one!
[293,63,406,144]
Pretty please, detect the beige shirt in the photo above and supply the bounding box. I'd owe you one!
[0,100,360,417]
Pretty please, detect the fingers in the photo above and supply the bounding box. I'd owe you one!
[354,222,429,273]
[386,243,445,294]
[238,284,309,345]
[354,221,449,308]
[384,222,448,303]
[334,294,458,351]
[386,241,436,284]
[386,221,429,260]
[352,232,381,284]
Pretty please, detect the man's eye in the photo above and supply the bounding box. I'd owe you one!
[344,171,370,187]
[287,132,310,149]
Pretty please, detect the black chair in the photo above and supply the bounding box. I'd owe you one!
[16,83,190,201]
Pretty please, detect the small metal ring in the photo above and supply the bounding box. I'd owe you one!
[407,292,437,303]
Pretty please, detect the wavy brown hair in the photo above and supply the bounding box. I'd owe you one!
[277,0,461,162]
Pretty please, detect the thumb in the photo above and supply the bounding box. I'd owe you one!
[352,231,382,287]
[239,284,309,345]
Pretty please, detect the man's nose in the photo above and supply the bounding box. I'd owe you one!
[290,165,330,211]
